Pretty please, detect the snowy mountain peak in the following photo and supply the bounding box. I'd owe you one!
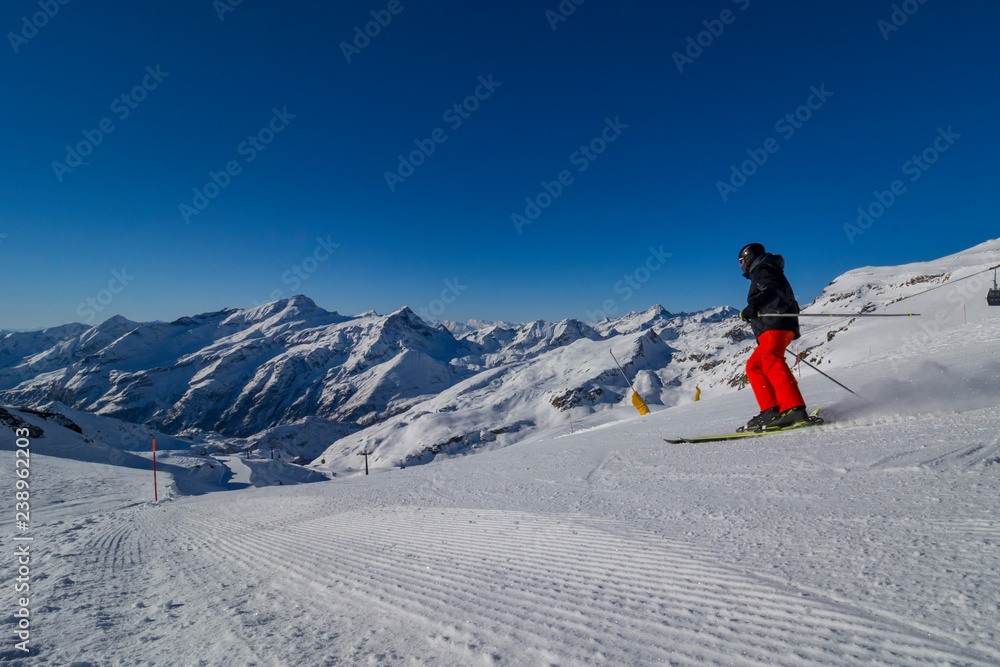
[75,314,141,356]
[0,323,89,368]
[512,319,601,351]
[93,313,139,331]
[225,294,332,326]
[361,306,460,365]
[385,305,430,326]
[644,304,671,318]
[434,318,525,337]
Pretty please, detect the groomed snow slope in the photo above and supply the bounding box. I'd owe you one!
[2,293,998,664]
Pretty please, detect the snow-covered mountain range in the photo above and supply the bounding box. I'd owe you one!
[2,238,999,476]
[0,297,747,471]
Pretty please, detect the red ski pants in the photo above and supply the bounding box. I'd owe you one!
[746,330,805,412]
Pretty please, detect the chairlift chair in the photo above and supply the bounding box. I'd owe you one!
[988,269,1000,306]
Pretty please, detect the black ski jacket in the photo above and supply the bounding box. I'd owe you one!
[744,253,800,340]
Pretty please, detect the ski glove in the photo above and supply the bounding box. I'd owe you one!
[740,306,757,321]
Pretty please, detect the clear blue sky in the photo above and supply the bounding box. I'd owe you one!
[2,0,998,329]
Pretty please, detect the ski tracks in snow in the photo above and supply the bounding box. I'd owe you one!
[46,497,999,666]
[14,434,999,665]
[18,505,155,663]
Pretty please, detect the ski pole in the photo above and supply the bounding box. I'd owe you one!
[785,349,867,401]
[760,312,921,318]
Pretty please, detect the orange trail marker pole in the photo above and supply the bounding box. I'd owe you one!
[153,438,159,503]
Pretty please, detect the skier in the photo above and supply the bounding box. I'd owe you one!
[737,242,808,431]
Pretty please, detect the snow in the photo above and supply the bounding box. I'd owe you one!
[1,240,999,664]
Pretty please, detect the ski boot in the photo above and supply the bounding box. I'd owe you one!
[738,406,779,432]
[764,405,809,430]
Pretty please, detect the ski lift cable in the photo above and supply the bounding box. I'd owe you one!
[765,262,1000,341]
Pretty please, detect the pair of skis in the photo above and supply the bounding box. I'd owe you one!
[605,349,829,444]
[665,408,825,444]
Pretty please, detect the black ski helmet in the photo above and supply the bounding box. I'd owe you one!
[738,242,765,275]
